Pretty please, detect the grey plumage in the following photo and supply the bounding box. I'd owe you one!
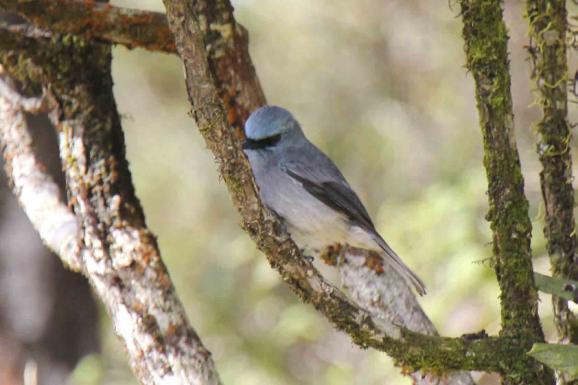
[243,105,426,296]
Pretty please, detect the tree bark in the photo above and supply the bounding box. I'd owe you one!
[1,1,570,384]
[0,0,174,53]
[526,0,578,349]
[0,20,221,385]
[0,71,99,385]
[460,1,552,384]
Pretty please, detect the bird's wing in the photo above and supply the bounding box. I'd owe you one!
[282,155,427,296]
[282,158,376,233]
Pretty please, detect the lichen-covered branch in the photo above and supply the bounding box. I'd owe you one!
[156,0,473,381]
[0,69,82,272]
[0,25,221,385]
[0,0,175,53]
[527,0,578,347]
[460,1,553,384]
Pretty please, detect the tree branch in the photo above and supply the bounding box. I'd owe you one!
[0,0,267,121]
[0,0,175,53]
[159,0,539,378]
[460,1,552,384]
[0,12,485,377]
[0,69,82,272]
[0,25,221,385]
[527,0,578,348]
[0,1,560,382]
[1,4,472,381]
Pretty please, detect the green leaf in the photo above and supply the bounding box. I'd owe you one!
[533,272,578,302]
[528,343,578,380]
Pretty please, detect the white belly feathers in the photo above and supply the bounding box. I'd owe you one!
[260,170,375,254]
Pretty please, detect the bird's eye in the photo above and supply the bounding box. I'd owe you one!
[243,133,282,150]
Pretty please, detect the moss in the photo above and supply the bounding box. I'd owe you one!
[527,0,578,350]
[1,0,558,380]
[460,1,554,383]
[460,0,542,337]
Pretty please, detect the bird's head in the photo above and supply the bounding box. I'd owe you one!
[243,106,303,150]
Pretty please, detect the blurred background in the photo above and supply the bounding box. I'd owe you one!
[2,1,578,384]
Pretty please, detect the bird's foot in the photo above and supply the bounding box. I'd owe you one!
[320,243,343,266]
[363,250,385,275]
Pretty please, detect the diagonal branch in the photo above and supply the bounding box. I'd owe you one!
[0,24,221,385]
[159,0,536,379]
[0,10,480,376]
[1,24,532,378]
[0,1,557,382]
[527,0,578,347]
[0,0,175,53]
[0,69,82,272]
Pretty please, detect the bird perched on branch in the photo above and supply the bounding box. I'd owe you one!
[242,105,426,296]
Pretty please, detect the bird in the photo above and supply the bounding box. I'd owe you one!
[242,105,426,296]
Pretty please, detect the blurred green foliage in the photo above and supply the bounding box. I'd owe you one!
[68,1,578,384]
[529,343,578,381]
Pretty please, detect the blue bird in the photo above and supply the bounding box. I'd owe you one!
[243,106,426,296]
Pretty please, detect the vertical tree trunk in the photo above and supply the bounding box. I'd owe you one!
[460,0,552,384]
[527,0,578,348]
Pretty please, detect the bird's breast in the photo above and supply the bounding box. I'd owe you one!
[255,168,350,253]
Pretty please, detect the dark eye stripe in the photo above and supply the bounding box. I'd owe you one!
[242,133,282,150]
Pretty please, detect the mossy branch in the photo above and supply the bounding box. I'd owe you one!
[0,1,566,382]
[527,0,578,346]
[1,25,540,379]
[460,1,552,383]
[157,0,549,379]
[0,11,485,379]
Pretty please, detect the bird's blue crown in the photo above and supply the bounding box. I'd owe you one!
[244,105,300,140]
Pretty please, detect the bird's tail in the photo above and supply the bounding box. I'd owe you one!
[373,235,426,296]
